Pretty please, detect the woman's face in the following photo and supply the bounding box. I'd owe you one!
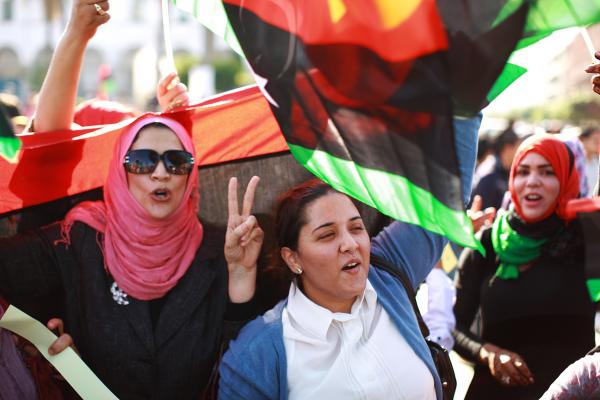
[513,152,560,221]
[127,126,188,219]
[283,192,371,313]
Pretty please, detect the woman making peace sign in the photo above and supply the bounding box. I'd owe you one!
[0,115,262,399]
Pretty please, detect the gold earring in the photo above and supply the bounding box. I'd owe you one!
[295,266,303,274]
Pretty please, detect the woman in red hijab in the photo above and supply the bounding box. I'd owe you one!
[0,114,263,399]
[453,134,596,400]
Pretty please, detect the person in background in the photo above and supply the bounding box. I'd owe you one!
[555,130,589,197]
[476,136,493,168]
[422,194,495,351]
[453,134,595,399]
[471,124,521,210]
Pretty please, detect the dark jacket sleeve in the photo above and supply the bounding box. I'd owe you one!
[222,296,259,343]
[0,223,63,307]
[452,229,494,362]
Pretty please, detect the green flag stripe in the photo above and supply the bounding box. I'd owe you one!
[586,278,600,302]
[487,62,527,103]
[0,136,21,163]
[288,143,484,252]
[171,0,243,56]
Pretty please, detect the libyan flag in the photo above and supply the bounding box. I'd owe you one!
[220,0,529,250]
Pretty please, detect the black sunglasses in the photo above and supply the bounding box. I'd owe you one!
[123,149,195,175]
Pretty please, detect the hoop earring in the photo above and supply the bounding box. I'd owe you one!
[295,266,303,275]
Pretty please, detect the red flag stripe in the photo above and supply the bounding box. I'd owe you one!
[223,0,448,62]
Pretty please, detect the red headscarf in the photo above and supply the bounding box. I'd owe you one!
[62,115,203,300]
[509,134,580,223]
[73,99,137,126]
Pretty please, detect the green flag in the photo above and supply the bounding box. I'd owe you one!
[172,0,243,56]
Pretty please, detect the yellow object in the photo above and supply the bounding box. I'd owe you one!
[327,0,347,23]
[374,0,421,29]
[0,305,118,400]
[440,243,458,272]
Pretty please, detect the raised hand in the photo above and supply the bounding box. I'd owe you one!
[225,176,263,303]
[467,194,496,233]
[157,72,190,111]
[67,0,111,42]
[585,51,600,96]
[35,0,110,132]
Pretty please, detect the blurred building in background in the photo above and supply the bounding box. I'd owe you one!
[0,0,237,111]
[546,25,600,102]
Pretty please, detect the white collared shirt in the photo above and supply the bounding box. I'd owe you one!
[282,280,435,400]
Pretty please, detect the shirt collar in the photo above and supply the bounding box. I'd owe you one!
[286,279,378,340]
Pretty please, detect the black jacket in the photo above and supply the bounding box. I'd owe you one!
[0,221,251,399]
[453,226,595,400]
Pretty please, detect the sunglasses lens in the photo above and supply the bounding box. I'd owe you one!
[164,150,194,175]
[124,150,159,174]
[124,150,194,175]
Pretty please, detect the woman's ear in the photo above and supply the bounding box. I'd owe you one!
[280,247,298,274]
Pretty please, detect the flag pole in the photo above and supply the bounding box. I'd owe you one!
[161,0,177,75]
[580,27,597,61]
[561,0,597,61]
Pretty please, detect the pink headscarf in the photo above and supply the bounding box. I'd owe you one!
[62,115,203,300]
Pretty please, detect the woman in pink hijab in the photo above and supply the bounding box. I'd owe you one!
[0,114,263,399]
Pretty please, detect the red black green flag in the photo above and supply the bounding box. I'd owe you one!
[438,0,530,115]
[221,0,529,249]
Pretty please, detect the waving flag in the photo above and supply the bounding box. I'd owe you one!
[437,0,530,115]
[219,0,530,249]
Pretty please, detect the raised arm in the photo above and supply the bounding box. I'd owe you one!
[34,0,110,132]
[370,115,481,287]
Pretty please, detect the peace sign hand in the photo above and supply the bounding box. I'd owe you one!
[225,176,263,303]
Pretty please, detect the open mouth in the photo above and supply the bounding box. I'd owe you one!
[151,188,171,201]
[525,193,542,201]
[342,262,360,271]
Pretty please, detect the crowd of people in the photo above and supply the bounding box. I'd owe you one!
[1,1,600,399]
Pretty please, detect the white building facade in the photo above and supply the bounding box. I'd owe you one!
[0,0,224,109]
